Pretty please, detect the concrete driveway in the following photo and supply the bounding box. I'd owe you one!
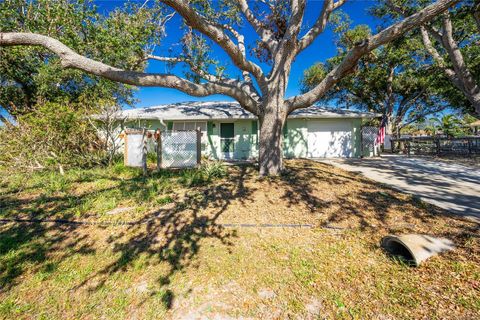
[318,155,480,220]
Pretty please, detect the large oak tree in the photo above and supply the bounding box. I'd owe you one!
[0,0,458,175]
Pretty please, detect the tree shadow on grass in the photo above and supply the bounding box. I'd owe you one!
[62,165,254,310]
[0,164,254,311]
[0,220,96,292]
[279,159,479,244]
[1,160,477,313]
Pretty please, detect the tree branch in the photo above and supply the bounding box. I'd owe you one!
[297,0,346,53]
[286,0,458,111]
[237,0,276,50]
[0,32,260,114]
[284,0,306,41]
[420,26,460,86]
[147,54,222,82]
[147,53,261,102]
[161,0,267,91]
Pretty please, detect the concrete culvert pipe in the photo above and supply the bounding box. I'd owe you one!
[381,234,455,267]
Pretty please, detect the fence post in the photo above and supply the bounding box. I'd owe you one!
[124,132,128,166]
[468,138,472,156]
[156,129,162,170]
[196,128,202,166]
[360,126,364,158]
[435,138,440,156]
[407,140,411,157]
[141,129,148,176]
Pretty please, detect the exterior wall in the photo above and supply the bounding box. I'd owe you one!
[123,118,364,160]
[234,120,257,160]
[352,118,362,158]
[124,119,167,131]
[204,119,258,160]
[283,119,308,158]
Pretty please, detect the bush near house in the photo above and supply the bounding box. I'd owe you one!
[0,102,118,172]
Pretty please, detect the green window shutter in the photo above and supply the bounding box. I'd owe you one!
[207,121,214,135]
[167,121,173,130]
[251,120,257,133]
[283,121,288,138]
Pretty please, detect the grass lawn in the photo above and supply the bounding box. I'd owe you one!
[0,159,478,319]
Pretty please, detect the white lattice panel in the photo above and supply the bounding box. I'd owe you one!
[161,131,198,168]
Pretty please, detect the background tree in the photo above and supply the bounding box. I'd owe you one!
[0,0,163,122]
[0,0,458,175]
[301,25,450,137]
[431,114,464,137]
[374,0,480,116]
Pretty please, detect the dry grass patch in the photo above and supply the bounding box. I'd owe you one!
[0,159,478,319]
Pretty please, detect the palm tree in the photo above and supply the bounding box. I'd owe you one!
[431,115,462,137]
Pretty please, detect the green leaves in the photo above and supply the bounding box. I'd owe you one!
[0,0,163,117]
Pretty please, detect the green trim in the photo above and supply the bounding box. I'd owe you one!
[252,120,258,145]
[167,121,173,130]
[207,121,213,135]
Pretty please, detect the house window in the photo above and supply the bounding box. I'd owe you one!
[172,121,208,150]
[172,121,207,133]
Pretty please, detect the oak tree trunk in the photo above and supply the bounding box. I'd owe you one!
[258,101,287,176]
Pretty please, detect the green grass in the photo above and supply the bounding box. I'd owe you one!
[0,160,226,221]
[0,159,478,319]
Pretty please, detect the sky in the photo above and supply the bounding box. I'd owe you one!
[95,0,383,108]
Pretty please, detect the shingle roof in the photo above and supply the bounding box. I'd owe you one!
[115,101,380,120]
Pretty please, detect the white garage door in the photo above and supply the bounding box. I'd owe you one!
[307,120,353,158]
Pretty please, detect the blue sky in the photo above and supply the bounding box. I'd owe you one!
[96,0,382,108]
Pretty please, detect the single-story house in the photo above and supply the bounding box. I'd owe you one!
[116,101,379,160]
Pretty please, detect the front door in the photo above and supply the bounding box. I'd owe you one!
[220,123,235,159]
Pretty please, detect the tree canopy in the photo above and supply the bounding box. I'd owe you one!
[373,0,480,116]
[0,0,162,121]
[301,24,450,136]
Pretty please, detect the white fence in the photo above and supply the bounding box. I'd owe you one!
[161,130,199,168]
[123,128,201,170]
[124,129,147,168]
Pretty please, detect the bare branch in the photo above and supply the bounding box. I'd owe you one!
[297,0,346,53]
[147,54,221,82]
[146,53,259,100]
[147,54,183,63]
[287,0,458,111]
[420,26,457,81]
[237,0,276,49]
[285,0,306,40]
[0,32,260,113]
[161,0,267,91]
[215,22,253,84]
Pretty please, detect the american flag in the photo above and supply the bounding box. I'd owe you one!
[376,116,388,145]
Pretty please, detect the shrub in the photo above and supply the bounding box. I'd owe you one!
[179,169,205,187]
[0,102,105,173]
[200,160,226,181]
